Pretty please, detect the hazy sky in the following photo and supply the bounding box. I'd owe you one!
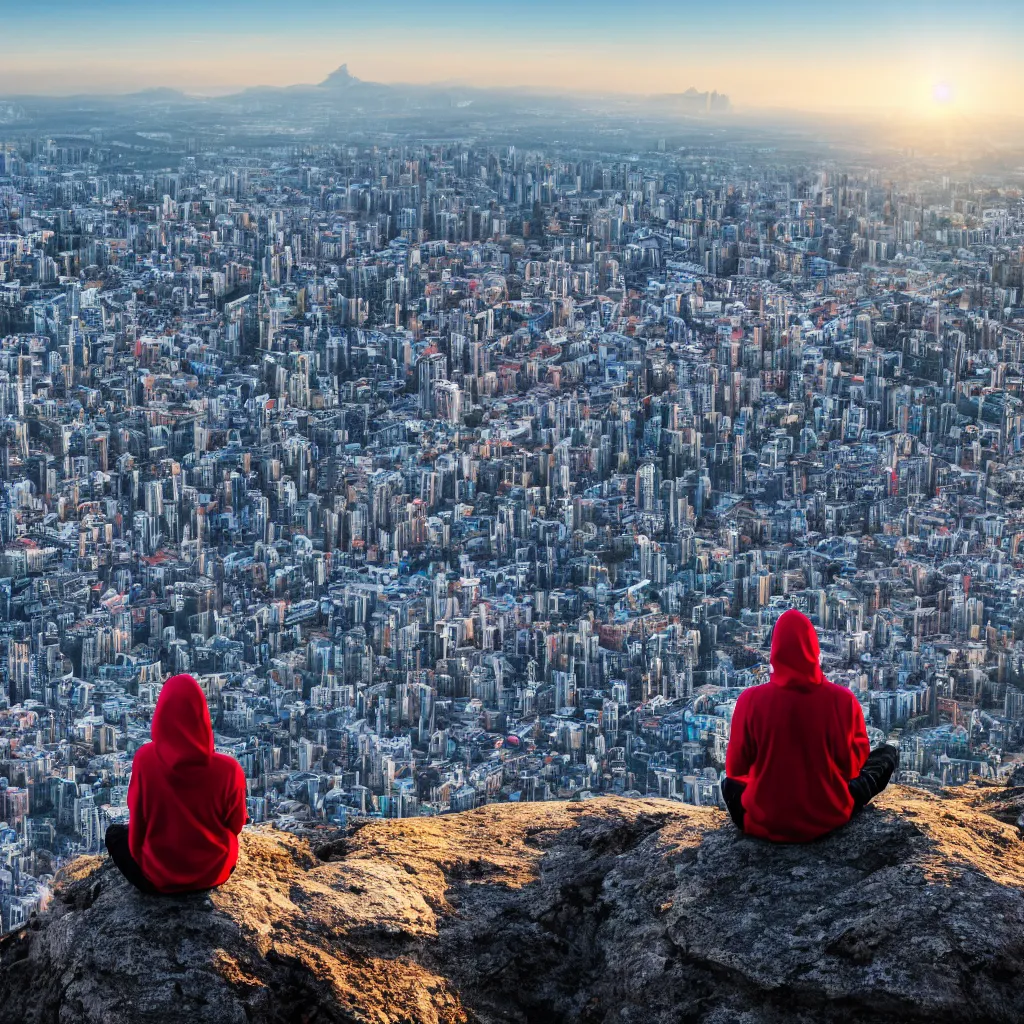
[1,0,1022,119]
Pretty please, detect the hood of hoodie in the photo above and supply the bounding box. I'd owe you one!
[769,609,826,691]
[152,674,214,769]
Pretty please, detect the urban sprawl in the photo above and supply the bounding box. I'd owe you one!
[1,124,1023,931]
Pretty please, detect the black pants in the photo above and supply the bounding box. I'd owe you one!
[721,744,900,834]
[104,823,160,894]
[104,824,235,895]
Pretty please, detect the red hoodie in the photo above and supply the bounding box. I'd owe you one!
[725,609,870,842]
[128,674,247,892]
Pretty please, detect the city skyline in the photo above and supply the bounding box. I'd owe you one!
[1,0,1023,121]
[2,81,1024,922]
[2,5,1024,1022]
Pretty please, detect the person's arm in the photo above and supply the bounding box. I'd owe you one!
[224,760,248,835]
[841,694,871,780]
[726,690,756,782]
[127,758,145,862]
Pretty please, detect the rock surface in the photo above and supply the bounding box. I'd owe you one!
[3,786,1024,1023]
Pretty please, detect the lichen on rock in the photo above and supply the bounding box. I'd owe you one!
[2,787,1024,1024]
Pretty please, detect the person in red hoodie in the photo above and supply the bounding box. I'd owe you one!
[104,674,247,894]
[722,608,899,843]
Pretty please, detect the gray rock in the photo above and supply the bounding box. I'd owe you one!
[2,787,1023,1024]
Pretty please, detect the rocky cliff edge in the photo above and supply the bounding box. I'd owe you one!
[3,785,1024,1024]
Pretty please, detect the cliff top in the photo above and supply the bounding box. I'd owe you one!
[3,785,1024,1024]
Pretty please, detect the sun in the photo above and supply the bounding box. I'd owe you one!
[910,78,958,121]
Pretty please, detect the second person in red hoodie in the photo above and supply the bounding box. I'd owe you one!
[105,673,248,894]
[723,609,899,843]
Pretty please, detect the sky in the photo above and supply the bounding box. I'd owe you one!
[1,0,1022,120]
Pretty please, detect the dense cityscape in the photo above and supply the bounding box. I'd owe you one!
[2,82,1024,933]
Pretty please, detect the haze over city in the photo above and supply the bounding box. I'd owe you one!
[2,0,1023,123]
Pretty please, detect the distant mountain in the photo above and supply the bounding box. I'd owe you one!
[5,63,729,114]
[320,64,360,89]
[0,65,731,136]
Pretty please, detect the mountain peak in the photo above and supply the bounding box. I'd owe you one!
[2,788,1023,1023]
[320,64,357,89]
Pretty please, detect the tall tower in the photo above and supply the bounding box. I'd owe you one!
[258,276,273,352]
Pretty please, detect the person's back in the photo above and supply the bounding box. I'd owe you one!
[724,609,895,842]
[107,674,247,893]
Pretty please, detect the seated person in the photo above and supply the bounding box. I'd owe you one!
[105,673,247,894]
[722,608,898,843]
